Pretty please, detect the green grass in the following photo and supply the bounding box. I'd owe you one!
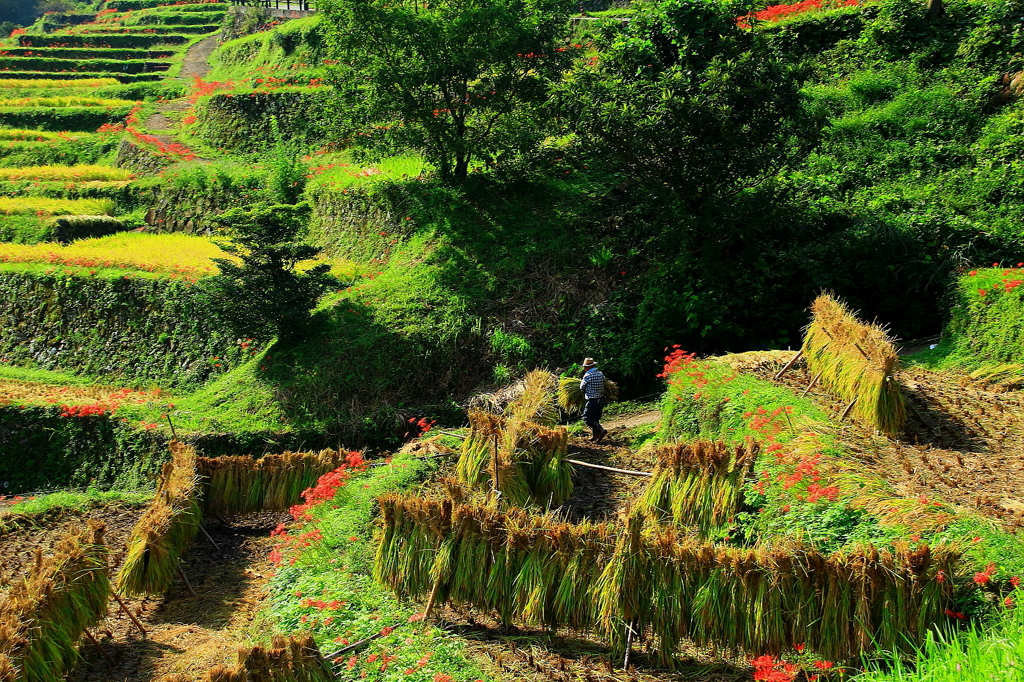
[854,594,1024,682]
[204,15,327,84]
[1,487,152,515]
[266,449,493,682]
[0,363,133,387]
[305,154,427,190]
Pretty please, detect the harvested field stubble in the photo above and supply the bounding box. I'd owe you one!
[164,635,334,682]
[375,494,959,662]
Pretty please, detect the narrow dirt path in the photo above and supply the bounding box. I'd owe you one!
[143,36,218,153]
[70,511,286,682]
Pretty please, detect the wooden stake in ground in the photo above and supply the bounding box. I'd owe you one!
[774,349,804,380]
[623,621,636,670]
[198,525,221,553]
[565,458,652,477]
[111,591,147,637]
[177,565,196,597]
[82,629,114,666]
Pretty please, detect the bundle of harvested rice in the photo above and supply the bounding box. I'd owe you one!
[116,442,202,597]
[0,520,109,681]
[197,449,360,516]
[557,376,619,413]
[193,635,334,682]
[635,440,758,532]
[802,294,906,436]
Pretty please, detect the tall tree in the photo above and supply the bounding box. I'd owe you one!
[554,0,819,212]
[320,0,573,182]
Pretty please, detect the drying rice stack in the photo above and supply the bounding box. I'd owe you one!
[457,370,573,506]
[636,440,759,533]
[197,449,356,515]
[375,495,958,662]
[191,635,334,682]
[117,441,202,597]
[0,521,109,681]
[802,294,906,436]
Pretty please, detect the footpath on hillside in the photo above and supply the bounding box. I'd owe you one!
[144,36,219,155]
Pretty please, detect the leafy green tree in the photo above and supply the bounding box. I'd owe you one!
[554,0,818,212]
[320,0,573,182]
[206,203,337,343]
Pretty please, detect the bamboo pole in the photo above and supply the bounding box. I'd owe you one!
[177,565,196,598]
[83,629,114,666]
[773,349,804,380]
[198,525,220,553]
[111,592,147,636]
[565,459,652,477]
[801,369,824,396]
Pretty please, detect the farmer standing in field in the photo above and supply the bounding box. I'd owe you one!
[580,357,608,443]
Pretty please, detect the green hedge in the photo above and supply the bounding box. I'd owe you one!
[0,71,163,83]
[0,106,134,132]
[0,57,171,74]
[0,214,127,243]
[20,34,191,48]
[2,48,177,60]
[0,271,256,387]
[194,89,332,153]
[947,267,1024,365]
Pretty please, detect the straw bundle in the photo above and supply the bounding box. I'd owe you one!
[375,494,611,629]
[0,520,109,682]
[802,294,906,436]
[375,495,959,662]
[636,440,759,532]
[189,635,334,682]
[197,449,356,516]
[116,442,202,597]
[456,410,572,507]
[557,377,619,413]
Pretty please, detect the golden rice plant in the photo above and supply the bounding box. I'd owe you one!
[116,442,202,598]
[0,520,109,681]
[197,449,357,516]
[191,635,334,682]
[635,440,759,533]
[803,293,906,436]
[376,495,960,663]
[0,196,115,216]
[0,165,134,182]
[556,376,619,413]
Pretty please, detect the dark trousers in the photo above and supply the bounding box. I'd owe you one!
[582,397,605,434]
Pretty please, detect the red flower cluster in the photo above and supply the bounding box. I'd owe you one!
[59,402,111,417]
[288,453,366,521]
[974,562,997,586]
[752,654,797,682]
[737,0,858,28]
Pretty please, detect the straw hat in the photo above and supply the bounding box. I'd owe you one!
[582,357,598,368]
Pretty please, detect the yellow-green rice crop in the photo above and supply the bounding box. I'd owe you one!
[0,97,137,109]
[0,196,115,215]
[0,165,133,182]
[0,129,85,141]
[0,78,119,89]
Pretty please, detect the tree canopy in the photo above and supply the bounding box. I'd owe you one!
[320,0,573,182]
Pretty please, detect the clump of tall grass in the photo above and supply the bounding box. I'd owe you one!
[375,494,960,662]
[197,449,361,515]
[635,439,758,533]
[457,371,572,506]
[0,165,134,182]
[0,520,109,681]
[803,293,906,436]
[170,635,334,682]
[116,442,202,597]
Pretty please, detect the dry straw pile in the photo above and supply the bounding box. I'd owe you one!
[375,495,958,662]
[803,294,906,436]
[457,371,573,506]
[117,442,202,597]
[0,521,109,681]
[165,635,334,682]
[636,440,758,532]
[197,449,356,516]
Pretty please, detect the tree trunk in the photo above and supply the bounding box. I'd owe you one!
[926,0,945,19]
